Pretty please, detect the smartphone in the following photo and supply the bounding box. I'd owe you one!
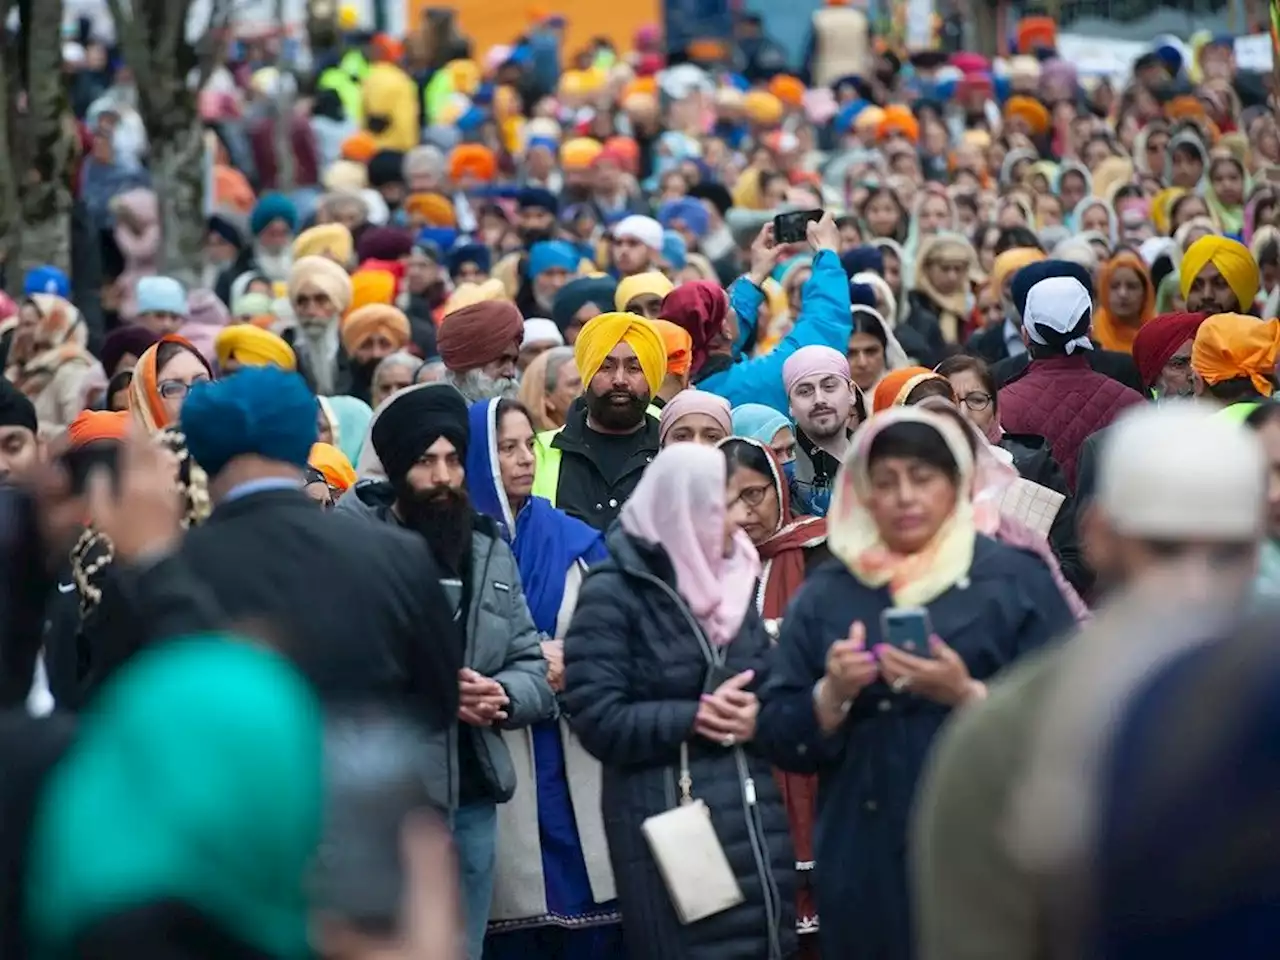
[880,607,933,657]
[773,208,824,244]
[703,662,739,694]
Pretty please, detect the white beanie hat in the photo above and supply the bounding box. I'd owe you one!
[1098,403,1267,541]
[614,215,664,252]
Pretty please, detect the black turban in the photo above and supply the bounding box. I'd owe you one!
[371,384,469,483]
[0,378,37,433]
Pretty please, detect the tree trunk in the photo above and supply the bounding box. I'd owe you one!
[14,0,73,280]
[151,118,207,290]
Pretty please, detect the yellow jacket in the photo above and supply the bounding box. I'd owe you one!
[362,63,420,153]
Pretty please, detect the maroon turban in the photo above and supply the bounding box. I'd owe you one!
[659,280,727,377]
[355,226,414,264]
[1132,312,1207,391]
[437,300,524,372]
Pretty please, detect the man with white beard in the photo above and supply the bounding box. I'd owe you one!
[248,192,299,286]
[437,301,525,402]
[286,256,353,396]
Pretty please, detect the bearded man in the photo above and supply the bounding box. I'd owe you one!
[247,192,299,285]
[286,255,353,395]
[437,300,524,403]
[337,382,555,960]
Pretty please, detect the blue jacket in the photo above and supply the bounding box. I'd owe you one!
[755,537,1073,959]
[701,249,852,413]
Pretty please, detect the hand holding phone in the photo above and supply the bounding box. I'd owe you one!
[773,208,824,245]
[875,616,978,707]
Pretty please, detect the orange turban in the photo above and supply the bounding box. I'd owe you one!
[349,269,397,313]
[652,319,693,377]
[309,442,358,491]
[1003,96,1051,137]
[1016,15,1057,53]
[1191,314,1280,397]
[67,410,130,449]
[622,77,658,102]
[340,304,412,355]
[560,137,603,170]
[877,105,919,145]
[448,144,497,183]
[768,75,806,108]
[872,366,937,413]
[1166,95,1206,122]
[403,192,457,227]
[341,131,379,163]
[602,136,640,175]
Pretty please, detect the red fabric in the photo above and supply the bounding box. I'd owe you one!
[437,301,523,371]
[659,280,726,377]
[749,440,827,945]
[997,355,1146,490]
[247,114,319,189]
[1131,311,1207,391]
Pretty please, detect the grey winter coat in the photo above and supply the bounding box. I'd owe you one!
[338,481,557,808]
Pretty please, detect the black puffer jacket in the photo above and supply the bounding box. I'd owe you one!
[562,524,796,960]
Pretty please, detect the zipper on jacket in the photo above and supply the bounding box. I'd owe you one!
[627,566,784,959]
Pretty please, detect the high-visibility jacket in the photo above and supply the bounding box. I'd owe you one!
[531,429,563,504]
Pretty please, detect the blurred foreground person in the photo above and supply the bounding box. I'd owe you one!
[94,367,461,734]
[755,406,1073,959]
[563,444,796,960]
[913,404,1267,960]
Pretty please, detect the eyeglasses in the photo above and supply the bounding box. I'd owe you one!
[959,391,993,412]
[731,484,772,508]
[157,376,211,400]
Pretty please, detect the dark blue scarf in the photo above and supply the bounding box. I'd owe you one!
[466,400,606,632]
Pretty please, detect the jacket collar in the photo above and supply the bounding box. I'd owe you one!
[554,399,661,463]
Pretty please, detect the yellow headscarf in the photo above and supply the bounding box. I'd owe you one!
[1151,186,1185,236]
[214,326,297,372]
[1092,156,1135,201]
[828,406,976,607]
[1179,235,1260,309]
[988,247,1046,297]
[443,279,507,317]
[573,312,667,396]
[614,272,675,312]
[1191,313,1280,397]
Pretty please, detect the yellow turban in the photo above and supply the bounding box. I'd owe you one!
[292,224,354,263]
[989,247,1046,296]
[574,312,667,397]
[560,137,603,170]
[1180,235,1260,309]
[743,91,784,127]
[403,192,457,227]
[614,271,675,312]
[443,279,508,317]
[214,325,297,371]
[288,256,353,315]
[309,442,358,491]
[340,304,411,355]
[349,269,397,313]
[1191,313,1280,396]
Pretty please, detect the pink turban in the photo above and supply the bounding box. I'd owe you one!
[658,389,732,446]
[782,345,851,396]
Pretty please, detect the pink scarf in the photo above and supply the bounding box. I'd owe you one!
[621,444,762,646]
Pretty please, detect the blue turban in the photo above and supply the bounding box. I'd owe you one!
[448,243,491,277]
[834,98,871,133]
[658,198,710,239]
[849,282,879,310]
[181,367,317,477]
[528,240,580,279]
[1011,259,1094,320]
[731,403,792,446]
[416,226,459,252]
[551,275,617,334]
[841,245,885,280]
[249,192,299,236]
[23,265,70,298]
[662,231,687,271]
[517,187,558,215]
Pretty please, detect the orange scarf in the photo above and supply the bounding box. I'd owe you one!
[1092,252,1155,355]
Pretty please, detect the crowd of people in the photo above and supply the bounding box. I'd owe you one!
[2,6,1280,959]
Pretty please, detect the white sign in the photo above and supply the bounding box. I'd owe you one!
[1055,33,1149,83]
[1235,33,1273,73]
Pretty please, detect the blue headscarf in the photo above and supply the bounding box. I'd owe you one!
[465,400,606,633]
[731,403,792,446]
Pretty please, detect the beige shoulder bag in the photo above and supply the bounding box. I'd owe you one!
[640,742,745,924]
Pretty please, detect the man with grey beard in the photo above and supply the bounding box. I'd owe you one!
[436,300,524,402]
[285,256,353,395]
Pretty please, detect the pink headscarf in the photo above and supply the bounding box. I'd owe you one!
[621,444,761,646]
[658,389,732,446]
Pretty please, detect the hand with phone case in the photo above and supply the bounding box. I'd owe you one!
[875,628,981,707]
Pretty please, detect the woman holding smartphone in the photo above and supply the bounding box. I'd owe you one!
[755,406,1073,959]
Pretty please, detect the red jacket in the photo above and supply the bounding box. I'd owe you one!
[997,354,1145,491]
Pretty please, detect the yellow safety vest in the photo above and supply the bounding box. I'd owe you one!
[532,428,563,504]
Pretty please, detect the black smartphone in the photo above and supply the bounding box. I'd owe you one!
[703,662,739,694]
[773,208,824,244]
[61,444,119,497]
[880,607,933,657]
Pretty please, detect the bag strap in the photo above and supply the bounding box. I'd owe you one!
[678,741,693,806]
